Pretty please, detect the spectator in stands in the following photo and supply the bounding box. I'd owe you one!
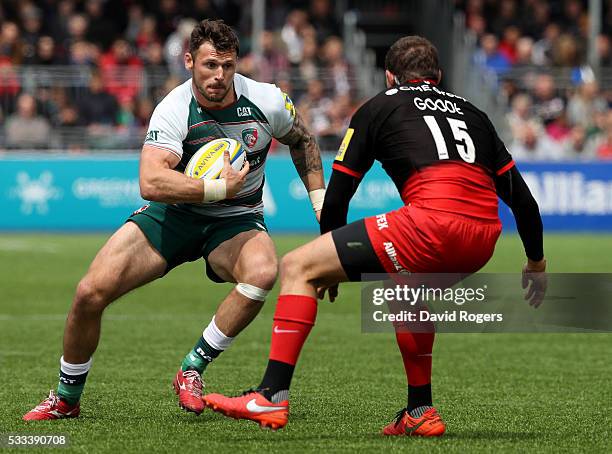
[515,36,535,66]
[562,125,597,160]
[296,35,319,83]
[164,18,196,79]
[0,56,20,101]
[546,108,573,146]
[595,111,612,159]
[156,0,183,40]
[498,25,521,65]
[0,21,23,64]
[135,16,160,53]
[298,78,333,142]
[85,0,117,50]
[242,30,289,84]
[551,33,580,67]
[509,121,557,161]
[66,13,89,46]
[68,40,98,66]
[317,93,353,151]
[34,36,63,65]
[532,22,561,66]
[76,71,118,126]
[48,0,75,61]
[4,92,52,149]
[531,74,565,125]
[281,9,311,65]
[19,5,43,64]
[125,4,144,44]
[466,13,487,38]
[266,0,290,30]
[99,38,143,103]
[567,80,608,131]
[308,0,341,43]
[474,34,511,75]
[522,0,552,38]
[491,0,518,36]
[597,34,611,66]
[507,93,544,143]
[321,36,352,97]
[560,0,584,37]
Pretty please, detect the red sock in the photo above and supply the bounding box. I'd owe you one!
[268,294,317,366]
[394,330,435,386]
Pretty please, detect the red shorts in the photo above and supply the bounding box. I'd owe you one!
[364,205,502,274]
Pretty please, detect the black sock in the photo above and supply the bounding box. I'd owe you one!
[407,384,432,412]
[258,360,295,400]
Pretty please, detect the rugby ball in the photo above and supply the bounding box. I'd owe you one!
[184,138,246,180]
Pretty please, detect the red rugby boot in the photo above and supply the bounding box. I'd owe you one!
[173,369,205,415]
[204,389,289,430]
[382,407,446,437]
[23,390,80,421]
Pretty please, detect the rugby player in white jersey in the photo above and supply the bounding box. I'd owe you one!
[24,19,325,420]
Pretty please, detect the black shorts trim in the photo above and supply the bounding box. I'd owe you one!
[331,219,386,281]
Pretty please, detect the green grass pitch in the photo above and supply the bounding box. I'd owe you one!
[0,233,610,453]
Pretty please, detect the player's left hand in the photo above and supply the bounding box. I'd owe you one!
[522,259,547,308]
[317,284,338,302]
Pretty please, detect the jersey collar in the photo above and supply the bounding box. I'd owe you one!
[406,78,438,85]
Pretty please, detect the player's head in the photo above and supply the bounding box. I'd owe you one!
[185,19,239,104]
[384,36,441,88]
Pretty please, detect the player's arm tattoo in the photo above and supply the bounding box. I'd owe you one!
[278,112,324,189]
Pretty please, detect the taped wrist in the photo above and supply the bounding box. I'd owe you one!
[308,188,326,212]
[203,179,227,202]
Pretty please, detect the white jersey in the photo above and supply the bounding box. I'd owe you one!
[144,73,296,216]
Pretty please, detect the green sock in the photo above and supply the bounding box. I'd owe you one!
[180,336,222,374]
[57,381,85,405]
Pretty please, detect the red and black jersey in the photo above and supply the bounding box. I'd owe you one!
[332,80,515,220]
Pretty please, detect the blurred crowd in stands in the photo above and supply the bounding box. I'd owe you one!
[457,0,612,160]
[0,0,355,151]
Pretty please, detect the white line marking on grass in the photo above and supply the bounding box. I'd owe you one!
[0,239,59,253]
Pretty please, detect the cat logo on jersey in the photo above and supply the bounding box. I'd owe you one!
[335,128,354,162]
[242,127,259,148]
[282,92,295,119]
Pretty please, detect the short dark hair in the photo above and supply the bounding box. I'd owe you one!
[189,19,240,57]
[385,36,440,83]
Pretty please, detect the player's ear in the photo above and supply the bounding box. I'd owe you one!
[184,52,194,71]
[436,69,442,84]
[385,70,396,89]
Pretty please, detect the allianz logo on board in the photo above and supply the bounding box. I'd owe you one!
[523,171,612,216]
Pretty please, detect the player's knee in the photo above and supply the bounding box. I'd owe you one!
[280,250,306,282]
[240,256,278,291]
[73,278,112,313]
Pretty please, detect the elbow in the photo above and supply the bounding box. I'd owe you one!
[139,177,159,201]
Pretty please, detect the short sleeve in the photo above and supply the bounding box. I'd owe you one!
[269,89,296,138]
[144,97,188,159]
[332,104,375,179]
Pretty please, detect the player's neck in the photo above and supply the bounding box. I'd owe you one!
[192,80,237,110]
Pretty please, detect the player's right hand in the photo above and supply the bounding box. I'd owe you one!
[222,150,250,198]
[317,284,338,302]
[522,258,547,308]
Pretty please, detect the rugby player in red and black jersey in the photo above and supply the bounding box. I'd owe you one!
[203,36,547,436]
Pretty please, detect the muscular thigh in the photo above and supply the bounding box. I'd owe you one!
[84,222,167,301]
[207,230,277,285]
